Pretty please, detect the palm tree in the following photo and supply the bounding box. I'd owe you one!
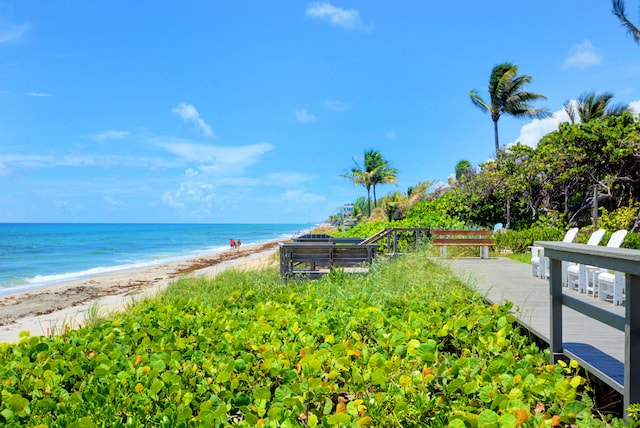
[470,62,550,157]
[563,92,630,124]
[382,181,430,221]
[341,150,398,217]
[367,150,398,208]
[613,0,640,43]
[342,166,374,217]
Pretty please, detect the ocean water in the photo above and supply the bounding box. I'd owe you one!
[0,223,312,295]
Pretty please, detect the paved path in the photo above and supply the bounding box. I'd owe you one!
[441,257,625,390]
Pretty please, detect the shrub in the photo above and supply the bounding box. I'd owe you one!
[494,227,565,254]
[623,231,640,249]
[599,200,639,232]
[0,249,620,426]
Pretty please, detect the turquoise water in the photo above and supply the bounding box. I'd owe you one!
[0,223,311,294]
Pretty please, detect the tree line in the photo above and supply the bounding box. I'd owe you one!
[338,1,640,233]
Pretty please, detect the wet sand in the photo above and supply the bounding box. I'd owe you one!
[0,241,280,343]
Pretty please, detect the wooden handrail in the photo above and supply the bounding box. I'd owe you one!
[360,227,432,254]
[536,241,640,418]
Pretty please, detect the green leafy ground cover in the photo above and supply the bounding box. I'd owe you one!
[0,250,629,427]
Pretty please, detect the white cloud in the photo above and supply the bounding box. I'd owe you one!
[0,151,177,171]
[323,99,353,112]
[562,40,602,70]
[384,130,397,139]
[0,20,29,44]
[171,102,214,137]
[53,199,69,209]
[294,108,318,123]
[512,108,570,148]
[177,181,215,202]
[267,172,314,186]
[280,189,326,202]
[61,155,96,166]
[215,176,261,186]
[184,168,199,177]
[0,154,55,168]
[161,181,216,215]
[628,100,640,115]
[162,191,185,209]
[25,92,52,97]
[156,140,273,173]
[305,2,372,32]
[104,195,126,207]
[90,130,131,142]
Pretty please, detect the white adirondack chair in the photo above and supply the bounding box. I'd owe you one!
[598,271,625,305]
[567,230,626,295]
[565,229,606,290]
[594,230,629,305]
[531,227,579,279]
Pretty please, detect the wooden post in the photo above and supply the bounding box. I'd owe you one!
[549,257,564,362]
[387,231,391,254]
[593,186,598,230]
[625,273,640,418]
[393,230,398,254]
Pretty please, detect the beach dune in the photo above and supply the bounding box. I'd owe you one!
[0,241,279,344]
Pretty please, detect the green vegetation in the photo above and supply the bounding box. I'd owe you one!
[335,111,640,250]
[0,250,631,426]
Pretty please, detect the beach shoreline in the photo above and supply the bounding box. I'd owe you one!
[0,241,281,344]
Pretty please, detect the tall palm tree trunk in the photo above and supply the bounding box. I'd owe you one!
[493,119,500,157]
[373,185,377,209]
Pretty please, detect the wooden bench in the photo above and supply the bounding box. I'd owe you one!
[332,245,373,266]
[431,230,494,259]
[331,237,365,245]
[293,234,364,245]
[279,242,376,278]
[293,233,333,243]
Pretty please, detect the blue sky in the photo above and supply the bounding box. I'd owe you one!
[2,2,640,223]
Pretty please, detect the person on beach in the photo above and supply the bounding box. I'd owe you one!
[237,239,241,249]
[230,239,236,249]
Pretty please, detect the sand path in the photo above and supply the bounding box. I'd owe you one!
[0,241,280,343]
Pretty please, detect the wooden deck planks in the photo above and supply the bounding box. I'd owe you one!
[444,257,626,392]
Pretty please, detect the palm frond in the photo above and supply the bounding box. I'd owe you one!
[469,90,489,112]
[607,102,631,116]
[563,101,577,124]
[612,0,640,42]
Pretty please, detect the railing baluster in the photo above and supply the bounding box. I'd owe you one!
[626,273,640,418]
[549,256,564,362]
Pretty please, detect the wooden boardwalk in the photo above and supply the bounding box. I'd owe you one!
[443,257,626,392]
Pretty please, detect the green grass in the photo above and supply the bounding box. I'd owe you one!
[0,248,626,427]
[504,252,532,264]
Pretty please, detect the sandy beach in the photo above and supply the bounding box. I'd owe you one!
[0,241,280,344]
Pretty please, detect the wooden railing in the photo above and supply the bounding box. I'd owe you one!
[360,227,432,254]
[537,241,640,417]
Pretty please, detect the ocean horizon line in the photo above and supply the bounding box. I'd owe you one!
[0,223,315,294]
[0,221,321,226]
